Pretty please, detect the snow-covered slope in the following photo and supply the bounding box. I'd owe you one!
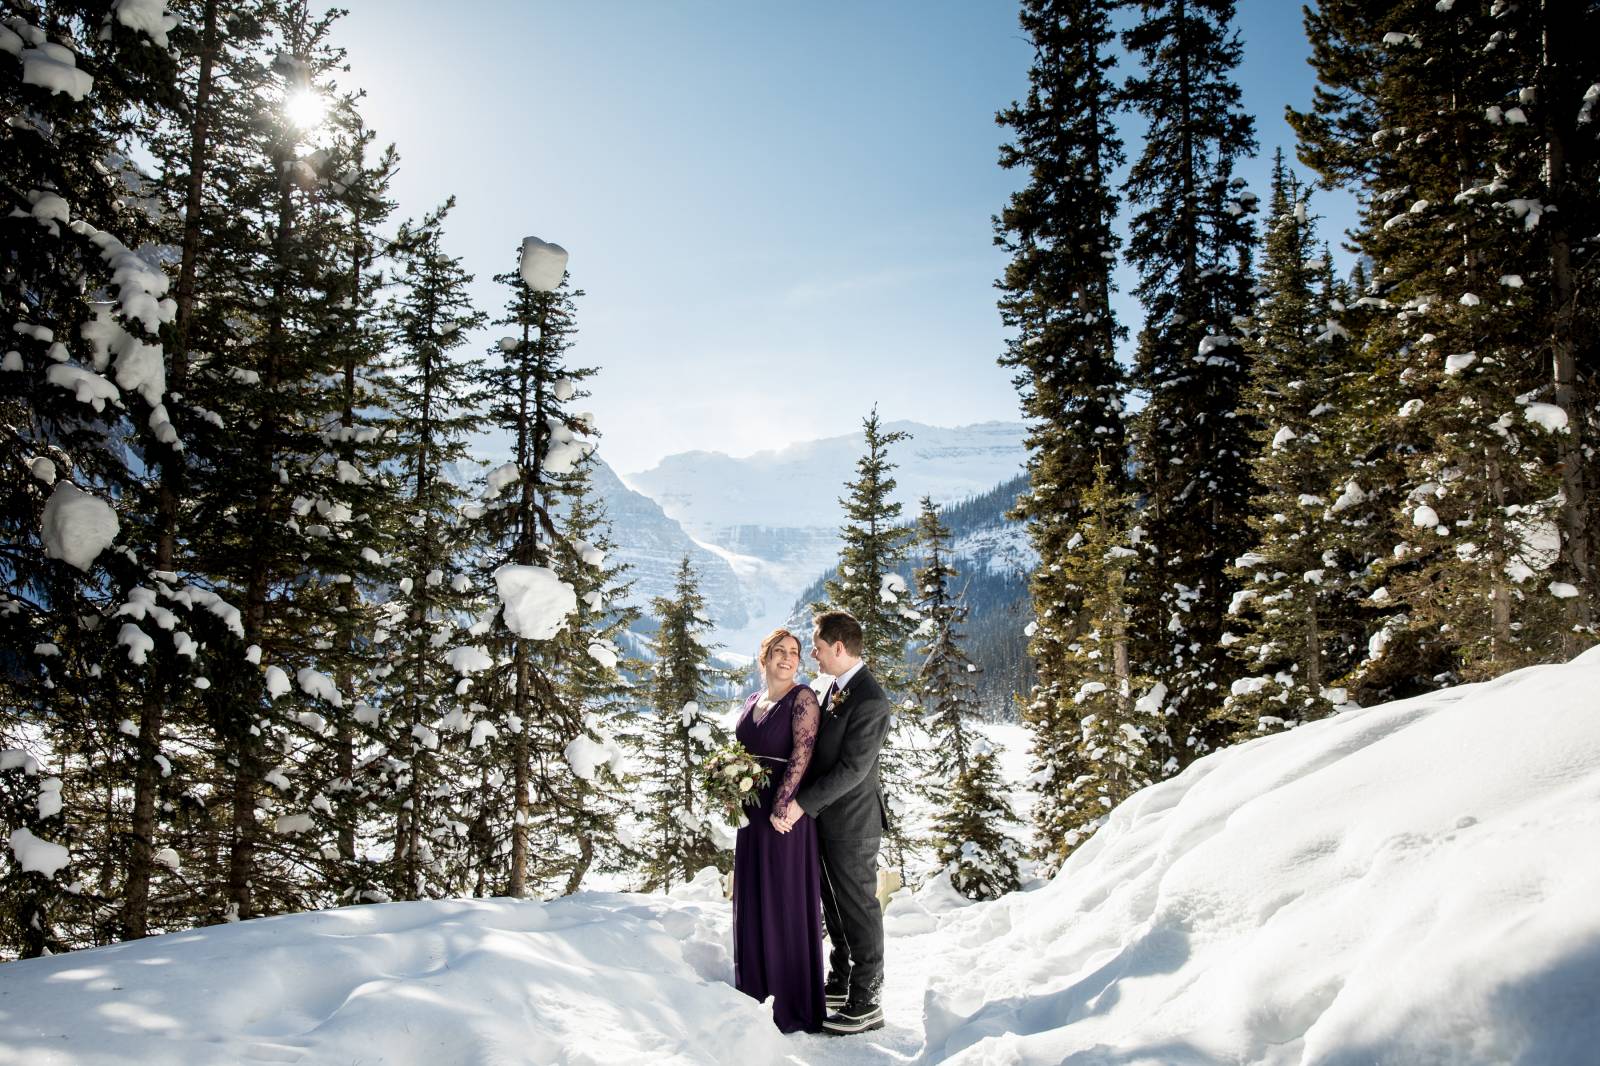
[0,881,783,1066]
[2,650,1593,1065]
[918,644,1600,1064]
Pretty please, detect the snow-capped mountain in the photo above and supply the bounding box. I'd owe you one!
[782,474,1037,713]
[587,460,749,633]
[621,421,1028,649]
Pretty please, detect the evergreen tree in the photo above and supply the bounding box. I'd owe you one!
[994,0,1131,804]
[1218,154,1364,737]
[0,0,193,954]
[1122,0,1260,769]
[536,461,640,896]
[1289,0,1591,685]
[310,121,401,902]
[911,497,981,781]
[931,743,1022,902]
[1046,463,1159,861]
[635,557,729,891]
[823,408,917,690]
[473,251,602,896]
[372,201,486,900]
[913,498,1023,898]
[172,2,399,921]
[819,407,921,863]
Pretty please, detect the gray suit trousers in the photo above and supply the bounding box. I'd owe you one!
[818,835,883,997]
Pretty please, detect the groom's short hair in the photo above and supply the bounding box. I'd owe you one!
[813,610,863,656]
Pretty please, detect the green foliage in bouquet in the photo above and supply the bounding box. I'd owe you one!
[700,742,772,824]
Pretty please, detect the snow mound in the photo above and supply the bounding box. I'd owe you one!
[920,645,1600,1065]
[0,894,786,1066]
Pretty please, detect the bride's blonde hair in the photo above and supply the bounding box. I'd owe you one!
[756,627,802,678]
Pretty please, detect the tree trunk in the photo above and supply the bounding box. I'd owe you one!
[564,835,593,897]
[124,0,221,944]
[509,645,530,898]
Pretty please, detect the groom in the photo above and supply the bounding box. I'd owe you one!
[773,609,892,1035]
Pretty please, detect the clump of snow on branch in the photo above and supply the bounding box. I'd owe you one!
[8,828,69,878]
[495,565,577,640]
[519,236,568,292]
[111,0,179,47]
[19,40,93,100]
[40,483,119,571]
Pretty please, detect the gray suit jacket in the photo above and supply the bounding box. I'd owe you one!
[794,666,892,840]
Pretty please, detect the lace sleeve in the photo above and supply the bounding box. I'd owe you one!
[775,685,820,815]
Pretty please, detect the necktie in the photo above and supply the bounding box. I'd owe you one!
[826,680,840,707]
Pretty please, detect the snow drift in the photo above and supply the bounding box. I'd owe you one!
[0,882,785,1066]
[919,645,1600,1065]
[0,651,1594,1065]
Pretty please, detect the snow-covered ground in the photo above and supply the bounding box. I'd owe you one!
[2,648,1596,1064]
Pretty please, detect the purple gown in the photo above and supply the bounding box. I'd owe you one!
[733,683,823,1033]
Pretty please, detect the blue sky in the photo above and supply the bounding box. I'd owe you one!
[336,1,1356,475]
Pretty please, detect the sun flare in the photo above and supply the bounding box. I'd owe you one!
[284,88,327,129]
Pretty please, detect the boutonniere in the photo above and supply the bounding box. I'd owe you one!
[830,686,851,712]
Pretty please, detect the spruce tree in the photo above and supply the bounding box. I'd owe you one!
[911,497,980,780]
[635,557,729,891]
[994,0,1139,864]
[1290,0,1589,685]
[913,498,1022,898]
[819,407,921,863]
[1122,0,1260,768]
[0,0,192,953]
[931,743,1022,902]
[1218,154,1363,737]
[537,461,640,895]
[473,249,601,896]
[823,408,917,689]
[1047,463,1159,861]
[372,201,486,899]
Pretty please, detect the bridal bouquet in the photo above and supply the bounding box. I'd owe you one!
[701,742,771,824]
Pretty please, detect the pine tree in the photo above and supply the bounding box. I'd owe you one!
[913,499,1022,898]
[994,0,1131,807]
[824,409,917,689]
[932,742,1022,902]
[1122,0,1260,769]
[310,121,401,902]
[911,497,981,780]
[635,557,729,891]
[0,0,193,954]
[536,461,640,895]
[1047,464,1159,861]
[473,249,601,896]
[371,201,487,900]
[819,407,921,863]
[173,2,398,921]
[1218,154,1364,738]
[1289,0,1590,685]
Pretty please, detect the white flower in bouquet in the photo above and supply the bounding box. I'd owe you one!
[739,776,753,792]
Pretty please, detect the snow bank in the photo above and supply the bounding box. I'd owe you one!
[919,645,1600,1065]
[0,894,786,1066]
